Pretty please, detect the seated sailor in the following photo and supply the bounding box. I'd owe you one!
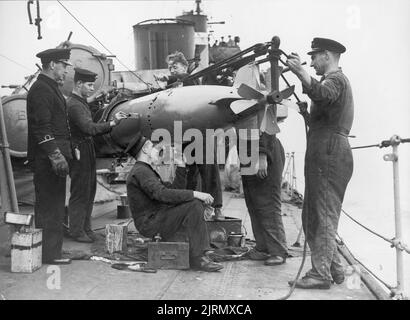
[125,133,223,272]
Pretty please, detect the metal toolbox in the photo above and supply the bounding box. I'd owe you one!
[147,242,189,270]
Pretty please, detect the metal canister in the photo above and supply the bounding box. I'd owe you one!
[227,233,244,247]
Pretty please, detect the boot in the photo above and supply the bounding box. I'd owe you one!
[331,272,345,285]
[288,275,331,289]
[264,255,286,266]
[191,256,223,272]
[71,233,93,243]
[213,208,225,221]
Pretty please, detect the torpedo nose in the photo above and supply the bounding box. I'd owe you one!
[108,113,143,151]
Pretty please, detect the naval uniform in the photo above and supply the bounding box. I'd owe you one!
[126,162,210,259]
[26,73,73,263]
[240,133,288,258]
[66,93,112,238]
[302,68,354,281]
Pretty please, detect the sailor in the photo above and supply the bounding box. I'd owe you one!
[26,48,73,264]
[286,38,354,289]
[66,68,127,242]
[125,133,223,272]
[160,51,225,220]
[234,36,240,48]
[227,35,235,47]
[155,51,199,86]
[240,132,288,266]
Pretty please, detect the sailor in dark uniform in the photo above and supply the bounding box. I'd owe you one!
[125,133,223,272]
[26,48,73,264]
[66,68,127,242]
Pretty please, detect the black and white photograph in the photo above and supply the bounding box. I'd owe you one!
[0,0,409,307]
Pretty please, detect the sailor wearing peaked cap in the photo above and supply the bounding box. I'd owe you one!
[286,38,354,289]
[307,37,346,55]
[73,67,97,82]
[36,48,72,66]
[66,67,127,242]
[26,46,74,264]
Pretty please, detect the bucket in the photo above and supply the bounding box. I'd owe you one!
[227,233,244,247]
[117,205,131,219]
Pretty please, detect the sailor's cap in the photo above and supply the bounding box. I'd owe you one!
[307,38,346,55]
[124,132,148,158]
[74,68,97,82]
[36,48,72,66]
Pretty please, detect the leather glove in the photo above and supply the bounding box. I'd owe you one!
[48,149,69,177]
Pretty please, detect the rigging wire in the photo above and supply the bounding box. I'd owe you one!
[341,209,392,244]
[0,53,33,72]
[351,138,410,150]
[56,0,152,90]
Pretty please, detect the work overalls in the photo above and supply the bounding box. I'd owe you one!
[302,69,354,281]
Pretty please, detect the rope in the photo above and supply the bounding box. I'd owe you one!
[277,99,310,300]
[342,209,410,254]
[56,1,152,90]
[341,209,392,244]
[0,53,33,71]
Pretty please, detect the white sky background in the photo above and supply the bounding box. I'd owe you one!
[1,0,410,289]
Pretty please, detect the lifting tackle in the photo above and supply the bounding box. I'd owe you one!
[27,0,42,40]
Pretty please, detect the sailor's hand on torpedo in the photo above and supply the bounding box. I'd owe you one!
[154,73,169,82]
[257,153,268,179]
[110,111,128,127]
[193,191,214,206]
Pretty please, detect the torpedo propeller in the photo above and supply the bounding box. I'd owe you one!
[235,83,295,135]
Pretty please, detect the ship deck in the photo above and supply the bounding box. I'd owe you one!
[0,186,376,300]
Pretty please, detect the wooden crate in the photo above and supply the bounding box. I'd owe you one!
[147,242,189,270]
[105,224,127,254]
[11,229,42,273]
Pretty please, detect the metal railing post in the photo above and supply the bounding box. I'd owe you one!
[383,135,406,299]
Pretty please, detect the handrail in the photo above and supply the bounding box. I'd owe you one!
[351,137,410,150]
[283,135,409,299]
[341,209,410,254]
[136,18,195,26]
